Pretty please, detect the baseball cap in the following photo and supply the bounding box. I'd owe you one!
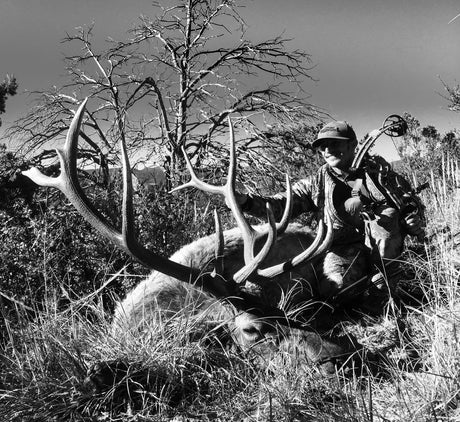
[312,121,357,148]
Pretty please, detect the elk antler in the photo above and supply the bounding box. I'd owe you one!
[23,99,332,320]
[173,117,333,285]
[22,99,229,298]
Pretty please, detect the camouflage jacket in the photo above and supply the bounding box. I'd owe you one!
[241,154,425,245]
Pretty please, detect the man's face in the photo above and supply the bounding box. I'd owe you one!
[318,139,356,170]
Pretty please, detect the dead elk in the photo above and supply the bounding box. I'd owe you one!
[23,99,363,372]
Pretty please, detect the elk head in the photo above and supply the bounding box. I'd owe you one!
[23,99,333,327]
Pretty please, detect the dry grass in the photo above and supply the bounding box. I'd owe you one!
[1,173,459,421]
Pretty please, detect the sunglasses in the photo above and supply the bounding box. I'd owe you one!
[317,139,345,151]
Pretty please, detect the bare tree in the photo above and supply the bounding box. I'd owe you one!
[441,78,460,113]
[0,75,17,128]
[8,0,320,185]
[229,120,323,196]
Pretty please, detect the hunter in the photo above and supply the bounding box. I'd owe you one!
[233,120,425,303]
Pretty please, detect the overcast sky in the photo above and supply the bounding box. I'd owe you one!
[1,0,459,160]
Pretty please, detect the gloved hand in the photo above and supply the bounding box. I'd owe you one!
[402,213,425,239]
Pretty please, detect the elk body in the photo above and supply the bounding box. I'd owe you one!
[113,223,316,331]
[24,99,363,368]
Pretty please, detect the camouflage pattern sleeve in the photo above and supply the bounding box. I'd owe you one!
[241,177,318,220]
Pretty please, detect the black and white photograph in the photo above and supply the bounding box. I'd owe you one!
[0,1,459,420]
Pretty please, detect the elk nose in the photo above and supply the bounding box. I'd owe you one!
[232,312,280,349]
[233,312,265,345]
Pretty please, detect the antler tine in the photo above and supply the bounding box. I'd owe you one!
[212,209,225,277]
[299,210,334,261]
[275,173,293,234]
[170,146,223,196]
[223,116,259,264]
[120,127,136,244]
[233,203,278,284]
[257,210,334,279]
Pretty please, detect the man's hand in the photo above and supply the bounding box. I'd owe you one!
[403,213,425,239]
